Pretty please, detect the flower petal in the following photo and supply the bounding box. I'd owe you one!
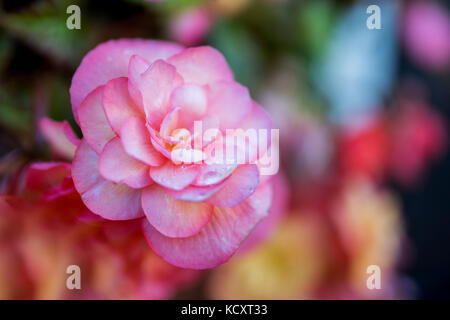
[70,39,183,122]
[99,137,152,189]
[206,81,252,130]
[128,59,183,127]
[78,86,116,154]
[39,118,80,160]
[141,185,213,238]
[103,77,143,134]
[167,46,233,85]
[149,161,199,191]
[206,164,259,207]
[26,162,71,191]
[193,163,237,186]
[142,182,273,269]
[166,178,229,202]
[120,116,166,166]
[72,140,144,220]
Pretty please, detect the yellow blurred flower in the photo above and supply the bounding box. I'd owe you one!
[208,214,329,299]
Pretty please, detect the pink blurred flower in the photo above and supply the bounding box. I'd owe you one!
[0,162,198,299]
[389,101,446,186]
[169,7,213,46]
[69,39,275,269]
[403,1,450,71]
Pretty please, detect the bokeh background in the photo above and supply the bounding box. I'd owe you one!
[0,0,449,299]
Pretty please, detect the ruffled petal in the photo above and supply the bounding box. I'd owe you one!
[206,81,252,130]
[206,164,259,207]
[142,182,273,269]
[149,161,199,191]
[193,163,237,186]
[78,86,116,154]
[72,140,144,220]
[141,185,213,238]
[167,46,233,85]
[70,39,183,122]
[99,137,152,189]
[120,116,166,166]
[102,77,143,134]
[166,178,229,202]
[128,58,183,127]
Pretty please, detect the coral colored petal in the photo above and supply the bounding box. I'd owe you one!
[70,39,183,122]
[206,164,259,207]
[149,161,199,191]
[78,86,116,154]
[142,182,273,269]
[26,162,71,191]
[72,140,144,220]
[206,81,252,130]
[39,117,80,160]
[103,77,143,134]
[167,46,233,85]
[99,137,152,189]
[120,116,166,166]
[141,185,213,238]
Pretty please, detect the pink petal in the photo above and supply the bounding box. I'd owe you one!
[39,118,80,160]
[120,116,166,166]
[99,137,152,189]
[26,162,71,191]
[142,182,273,269]
[102,77,143,134]
[167,46,233,85]
[193,163,237,186]
[169,84,208,128]
[206,164,259,207]
[70,39,183,123]
[81,179,144,220]
[78,86,116,154]
[166,177,229,202]
[128,59,183,127]
[206,81,252,130]
[141,185,213,238]
[72,140,144,220]
[149,161,199,190]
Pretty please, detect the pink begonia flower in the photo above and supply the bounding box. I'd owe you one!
[403,1,450,71]
[169,7,213,46]
[69,39,276,269]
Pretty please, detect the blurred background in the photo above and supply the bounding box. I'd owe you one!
[0,0,449,299]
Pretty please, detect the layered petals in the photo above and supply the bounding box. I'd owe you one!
[206,164,259,207]
[78,86,116,154]
[72,140,144,220]
[120,116,166,166]
[141,185,213,238]
[70,39,183,122]
[149,161,199,191]
[99,137,152,189]
[102,77,143,134]
[167,46,233,85]
[142,182,273,269]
